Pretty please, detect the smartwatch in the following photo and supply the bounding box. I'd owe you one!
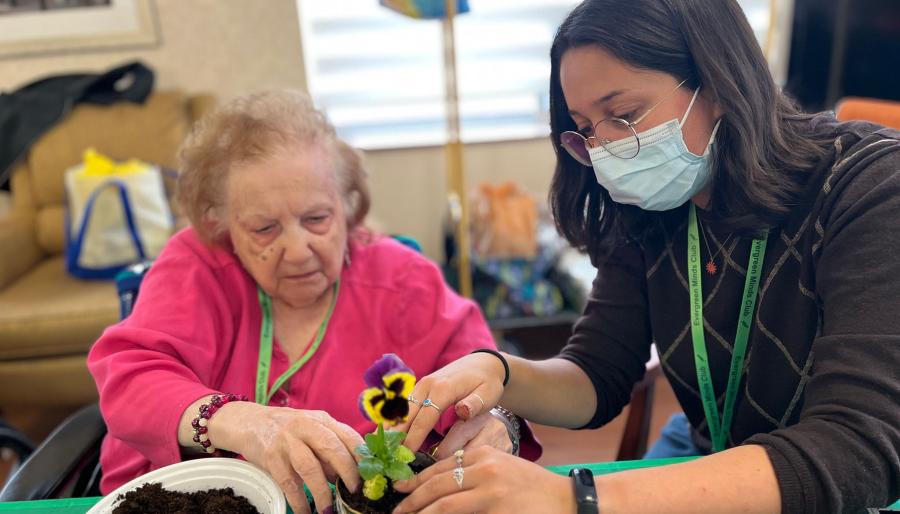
[568,468,599,514]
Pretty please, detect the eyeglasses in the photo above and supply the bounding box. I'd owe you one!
[560,79,687,165]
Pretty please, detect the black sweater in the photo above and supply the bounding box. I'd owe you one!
[559,115,900,513]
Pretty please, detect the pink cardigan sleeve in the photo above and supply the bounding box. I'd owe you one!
[396,257,495,365]
[87,238,237,467]
[397,255,542,461]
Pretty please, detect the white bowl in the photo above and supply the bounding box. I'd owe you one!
[87,458,286,514]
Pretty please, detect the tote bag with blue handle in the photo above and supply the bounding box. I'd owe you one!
[64,149,173,279]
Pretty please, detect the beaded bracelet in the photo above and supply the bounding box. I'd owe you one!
[191,393,248,454]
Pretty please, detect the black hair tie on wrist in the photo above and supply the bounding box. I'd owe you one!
[471,348,510,387]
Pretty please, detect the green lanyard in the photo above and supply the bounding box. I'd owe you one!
[687,204,767,452]
[255,280,340,405]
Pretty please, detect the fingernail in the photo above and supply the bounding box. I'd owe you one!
[456,403,471,419]
[393,479,408,489]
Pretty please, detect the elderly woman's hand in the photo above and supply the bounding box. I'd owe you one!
[430,410,514,459]
[208,402,364,514]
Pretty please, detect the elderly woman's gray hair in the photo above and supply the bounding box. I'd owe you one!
[176,89,370,243]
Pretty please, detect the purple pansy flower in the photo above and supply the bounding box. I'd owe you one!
[358,354,417,425]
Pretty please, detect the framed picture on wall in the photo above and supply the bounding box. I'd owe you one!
[0,0,158,59]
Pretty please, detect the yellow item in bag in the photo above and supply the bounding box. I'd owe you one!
[80,148,148,177]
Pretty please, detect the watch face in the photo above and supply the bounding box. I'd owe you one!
[569,468,594,484]
[569,468,598,512]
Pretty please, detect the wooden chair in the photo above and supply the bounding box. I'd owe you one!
[616,346,661,460]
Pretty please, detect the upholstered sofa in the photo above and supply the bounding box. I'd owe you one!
[0,91,214,408]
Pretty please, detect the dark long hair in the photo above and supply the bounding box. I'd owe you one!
[548,0,829,259]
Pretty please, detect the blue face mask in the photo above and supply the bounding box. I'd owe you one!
[588,88,720,211]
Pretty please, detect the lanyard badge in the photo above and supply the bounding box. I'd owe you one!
[255,280,340,405]
[687,205,767,452]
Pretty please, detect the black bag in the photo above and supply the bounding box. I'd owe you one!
[0,61,154,188]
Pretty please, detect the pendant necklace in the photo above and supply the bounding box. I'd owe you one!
[697,218,734,275]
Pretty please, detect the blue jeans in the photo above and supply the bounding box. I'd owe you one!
[643,413,702,459]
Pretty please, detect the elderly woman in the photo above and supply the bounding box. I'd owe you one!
[87,90,539,514]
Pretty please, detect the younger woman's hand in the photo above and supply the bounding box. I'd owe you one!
[396,352,507,452]
[392,446,574,514]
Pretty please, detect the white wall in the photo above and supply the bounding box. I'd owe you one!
[365,139,557,259]
[0,0,308,99]
[0,0,558,260]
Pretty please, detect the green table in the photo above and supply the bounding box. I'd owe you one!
[1,458,897,512]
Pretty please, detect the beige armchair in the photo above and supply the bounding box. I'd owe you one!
[0,91,214,408]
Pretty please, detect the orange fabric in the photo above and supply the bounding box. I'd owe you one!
[835,97,900,129]
[471,181,538,259]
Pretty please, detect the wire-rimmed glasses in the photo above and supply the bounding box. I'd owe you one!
[560,79,687,165]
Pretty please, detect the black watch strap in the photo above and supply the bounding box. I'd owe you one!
[569,468,599,514]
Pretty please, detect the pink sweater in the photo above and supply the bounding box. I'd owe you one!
[88,228,538,493]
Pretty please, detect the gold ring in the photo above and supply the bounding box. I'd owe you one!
[407,394,421,406]
[471,393,486,410]
[422,398,442,413]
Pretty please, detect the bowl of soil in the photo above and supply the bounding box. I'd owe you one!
[335,451,435,514]
[87,458,286,514]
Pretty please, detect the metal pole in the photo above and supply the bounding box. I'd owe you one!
[442,0,473,298]
[825,0,850,108]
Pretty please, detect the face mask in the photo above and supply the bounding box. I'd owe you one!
[589,88,720,211]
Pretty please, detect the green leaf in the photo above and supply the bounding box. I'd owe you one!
[384,460,414,482]
[358,457,384,481]
[395,445,416,464]
[363,474,387,501]
[383,430,406,450]
[364,431,386,458]
[355,444,373,458]
[376,424,389,455]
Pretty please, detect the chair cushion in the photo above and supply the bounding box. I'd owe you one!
[0,355,98,406]
[27,92,191,254]
[36,205,65,255]
[0,256,118,360]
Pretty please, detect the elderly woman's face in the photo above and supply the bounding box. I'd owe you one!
[225,145,347,308]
